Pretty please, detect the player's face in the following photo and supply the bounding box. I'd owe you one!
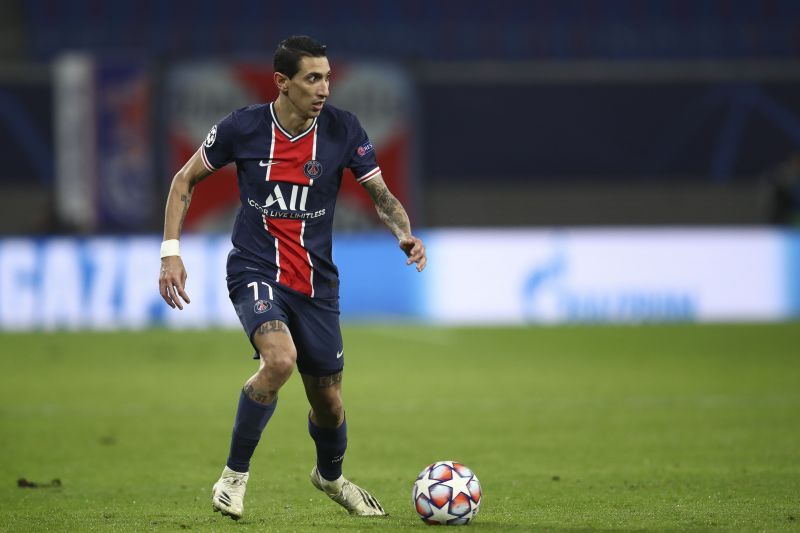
[287,56,331,118]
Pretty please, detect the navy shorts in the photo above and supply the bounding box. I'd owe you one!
[227,270,344,377]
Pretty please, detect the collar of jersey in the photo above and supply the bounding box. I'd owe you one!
[270,102,318,142]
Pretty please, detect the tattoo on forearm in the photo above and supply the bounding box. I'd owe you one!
[256,320,289,336]
[315,372,343,388]
[179,193,191,229]
[243,383,277,404]
[374,188,411,238]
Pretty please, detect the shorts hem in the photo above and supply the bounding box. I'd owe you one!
[296,365,344,377]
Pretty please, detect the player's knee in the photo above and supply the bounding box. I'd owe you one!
[255,349,294,382]
[269,351,296,380]
[254,335,297,379]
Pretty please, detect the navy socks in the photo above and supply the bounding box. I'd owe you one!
[226,390,277,473]
[308,417,347,481]
[225,390,346,480]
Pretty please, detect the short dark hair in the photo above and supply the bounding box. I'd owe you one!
[274,36,327,79]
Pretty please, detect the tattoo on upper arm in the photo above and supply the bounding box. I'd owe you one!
[315,372,343,388]
[256,320,289,336]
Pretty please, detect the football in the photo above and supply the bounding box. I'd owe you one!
[412,461,482,525]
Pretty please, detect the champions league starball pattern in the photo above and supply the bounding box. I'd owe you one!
[412,461,482,525]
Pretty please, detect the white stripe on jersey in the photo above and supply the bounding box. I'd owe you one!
[310,126,318,187]
[265,124,276,182]
[357,166,381,184]
[263,214,281,283]
[312,126,318,160]
[200,146,217,172]
[299,220,315,298]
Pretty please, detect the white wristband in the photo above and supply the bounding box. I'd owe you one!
[160,239,180,258]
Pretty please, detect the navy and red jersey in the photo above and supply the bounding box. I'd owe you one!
[200,102,380,299]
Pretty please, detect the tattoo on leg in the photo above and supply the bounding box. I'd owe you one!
[315,372,343,388]
[243,383,277,404]
[257,320,289,335]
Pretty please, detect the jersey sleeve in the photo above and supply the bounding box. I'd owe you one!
[345,116,381,185]
[199,112,236,172]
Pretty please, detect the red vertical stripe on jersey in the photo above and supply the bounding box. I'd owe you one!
[269,218,313,296]
[265,122,316,296]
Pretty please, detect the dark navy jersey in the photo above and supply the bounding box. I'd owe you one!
[200,102,380,299]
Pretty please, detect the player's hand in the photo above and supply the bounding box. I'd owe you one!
[159,256,191,310]
[399,236,426,272]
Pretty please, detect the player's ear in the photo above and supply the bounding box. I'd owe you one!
[274,72,289,95]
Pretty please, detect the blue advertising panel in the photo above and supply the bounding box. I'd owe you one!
[0,234,427,330]
[0,229,797,330]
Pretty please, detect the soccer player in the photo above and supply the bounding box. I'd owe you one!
[158,36,426,520]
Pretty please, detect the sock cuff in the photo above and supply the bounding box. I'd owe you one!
[308,415,347,440]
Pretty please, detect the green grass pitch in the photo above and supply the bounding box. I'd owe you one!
[1,324,799,531]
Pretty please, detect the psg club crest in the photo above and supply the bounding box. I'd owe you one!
[254,300,272,314]
[303,160,322,179]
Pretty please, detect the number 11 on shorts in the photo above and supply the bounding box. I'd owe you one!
[247,281,273,301]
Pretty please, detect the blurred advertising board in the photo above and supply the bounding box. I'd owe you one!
[0,229,797,330]
[54,55,154,231]
[0,233,424,330]
[425,229,796,324]
[165,62,418,231]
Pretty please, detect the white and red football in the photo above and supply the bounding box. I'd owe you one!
[412,461,482,525]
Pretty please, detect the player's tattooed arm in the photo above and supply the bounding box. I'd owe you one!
[363,175,412,239]
[363,174,427,272]
[159,148,215,310]
[163,148,213,240]
[178,193,192,230]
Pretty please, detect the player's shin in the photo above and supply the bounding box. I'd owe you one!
[308,416,347,481]
[226,390,277,472]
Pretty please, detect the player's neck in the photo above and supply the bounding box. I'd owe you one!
[273,97,314,136]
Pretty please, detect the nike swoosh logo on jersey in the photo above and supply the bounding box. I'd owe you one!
[259,160,280,167]
[336,350,344,359]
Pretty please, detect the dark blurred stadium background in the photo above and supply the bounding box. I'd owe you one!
[1,0,799,327]
[3,7,799,529]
